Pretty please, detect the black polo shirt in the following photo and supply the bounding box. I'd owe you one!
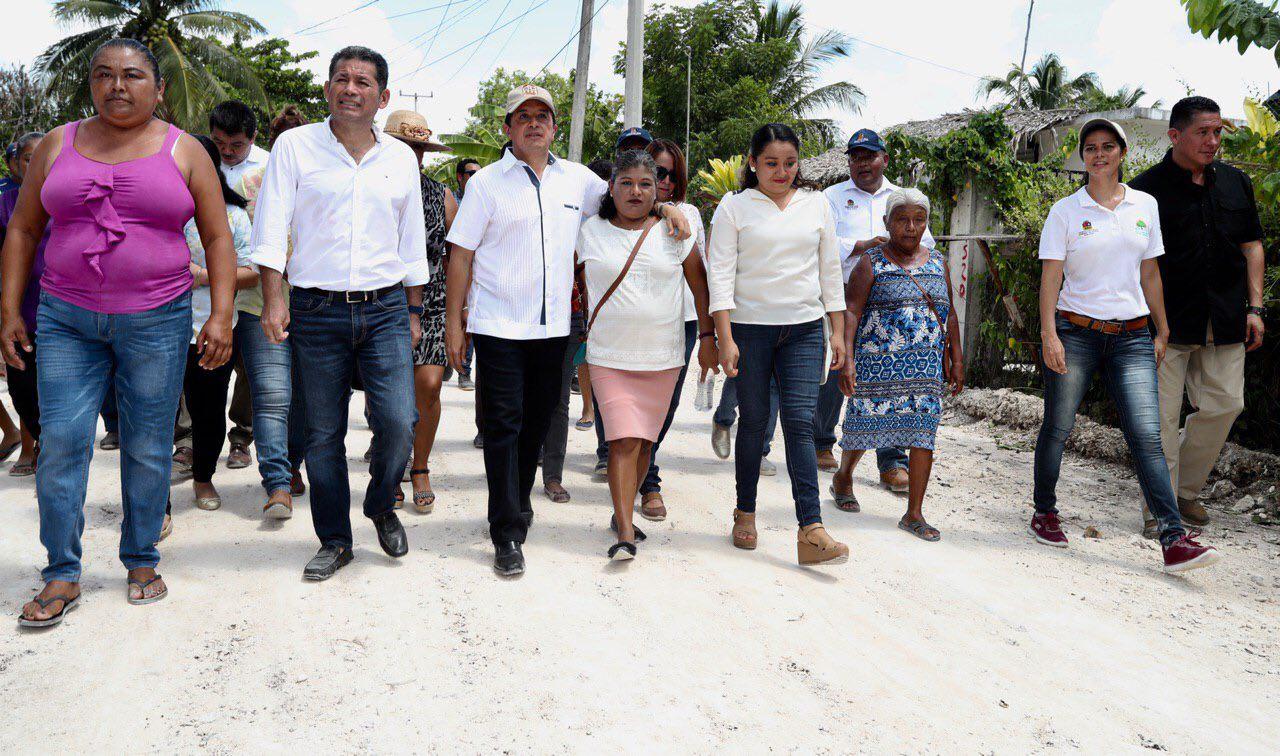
[1129,150,1263,346]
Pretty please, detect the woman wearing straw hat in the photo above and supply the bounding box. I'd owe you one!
[384,109,456,513]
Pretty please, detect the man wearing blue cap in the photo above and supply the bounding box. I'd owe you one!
[820,128,935,494]
[0,144,19,194]
[616,126,653,154]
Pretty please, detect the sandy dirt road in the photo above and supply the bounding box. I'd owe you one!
[0,377,1277,753]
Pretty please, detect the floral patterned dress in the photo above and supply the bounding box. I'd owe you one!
[841,246,950,451]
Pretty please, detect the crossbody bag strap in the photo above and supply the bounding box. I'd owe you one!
[891,254,946,328]
[585,217,658,337]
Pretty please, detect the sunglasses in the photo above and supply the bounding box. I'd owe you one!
[462,169,478,177]
[655,166,672,182]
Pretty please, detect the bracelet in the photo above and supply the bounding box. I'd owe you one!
[407,304,425,315]
[698,331,715,340]
[1247,305,1266,317]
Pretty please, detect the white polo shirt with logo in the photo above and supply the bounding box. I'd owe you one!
[1038,184,1164,321]
[823,177,936,283]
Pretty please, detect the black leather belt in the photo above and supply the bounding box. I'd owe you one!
[294,283,401,304]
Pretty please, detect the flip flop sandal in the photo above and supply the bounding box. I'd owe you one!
[409,468,436,514]
[127,574,168,606]
[17,593,80,628]
[607,541,637,561]
[9,460,36,477]
[830,483,860,513]
[610,514,646,542]
[898,517,941,542]
[543,484,571,504]
[0,440,20,463]
[574,418,594,431]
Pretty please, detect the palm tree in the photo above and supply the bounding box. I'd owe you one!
[1079,84,1162,111]
[36,0,267,131]
[754,1,864,148]
[979,52,1099,110]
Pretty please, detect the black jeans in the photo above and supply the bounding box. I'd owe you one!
[7,338,39,439]
[474,334,567,545]
[183,344,235,483]
[639,320,698,494]
[542,313,586,484]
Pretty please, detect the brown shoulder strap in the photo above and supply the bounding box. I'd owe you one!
[891,252,946,327]
[585,217,658,337]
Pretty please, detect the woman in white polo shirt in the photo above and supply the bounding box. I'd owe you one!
[1032,118,1219,573]
[708,123,849,567]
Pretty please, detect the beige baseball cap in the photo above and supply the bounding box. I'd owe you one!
[505,83,556,118]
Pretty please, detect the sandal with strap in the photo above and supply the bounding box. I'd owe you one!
[898,516,941,542]
[9,459,36,477]
[127,574,168,605]
[543,481,571,504]
[610,514,646,542]
[409,468,435,514]
[17,592,80,628]
[829,483,860,513]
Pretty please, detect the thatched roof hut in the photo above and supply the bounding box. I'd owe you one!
[801,108,1088,188]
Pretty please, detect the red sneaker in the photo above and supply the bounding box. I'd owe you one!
[1030,512,1069,548]
[1162,532,1221,574]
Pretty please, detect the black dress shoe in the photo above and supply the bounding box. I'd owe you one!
[373,511,408,557]
[610,514,646,542]
[473,433,484,449]
[303,544,353,581]
[494,541,524,576]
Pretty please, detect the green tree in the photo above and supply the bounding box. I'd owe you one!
[219,35,327,143]
[1078,83,1162,111]
[1182,0,1280,63]
[36,0,267,132]
[0,65,79,178]
[616,0,861,169]
[979,52,1100,110]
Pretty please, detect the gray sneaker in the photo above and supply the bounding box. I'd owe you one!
[458,373,475,391]
[760,457,777,476]
[712,423,731,460]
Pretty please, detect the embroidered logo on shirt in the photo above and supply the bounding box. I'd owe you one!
[563,203,580,211]
[1079,219,1097,237]
[1135,219,1150,238]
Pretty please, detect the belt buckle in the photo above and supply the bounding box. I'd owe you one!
[345,291,366,304]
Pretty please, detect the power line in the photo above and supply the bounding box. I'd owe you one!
[387,0,491,62]
[537,0,615,76]
[846,34,984,80]
[448,0,516,80]
[395,0,555,82]
[482,0,541,75]
[290,0,383,37]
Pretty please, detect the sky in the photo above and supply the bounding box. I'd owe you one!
[4,0,1278,141]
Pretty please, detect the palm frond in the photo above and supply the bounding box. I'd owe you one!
[174,10,267,36]
[49,0,135,26]
[790,81,864,116]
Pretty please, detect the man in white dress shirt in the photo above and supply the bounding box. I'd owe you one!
[445,85,690,576]
[819,129,935,492]
[251,47,427,581]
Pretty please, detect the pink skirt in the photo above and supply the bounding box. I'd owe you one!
[589,365,682,442]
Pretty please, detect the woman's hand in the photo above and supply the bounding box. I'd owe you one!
[409,313,422,348]
[1042,331,1067,375]
[0,314,32,371]
[196,314,233,369]
[828,332,846,373]
[839,361,856,397]
[1153,329,1169,368]
[657,203,692,240]
[445,312,469,372]
[697,337,720,379]
[718,337,739,378]
[946,353,965,396]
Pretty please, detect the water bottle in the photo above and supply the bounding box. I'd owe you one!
[694,372,717,411]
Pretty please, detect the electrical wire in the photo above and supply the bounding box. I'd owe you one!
[394,0,555,82]
[290,0,384,37]
[536,0,614,76]
[447,0,516,80]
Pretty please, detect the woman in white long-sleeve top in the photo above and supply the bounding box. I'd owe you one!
[708,123,850,566]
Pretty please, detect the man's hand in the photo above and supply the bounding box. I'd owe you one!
[1247,313,1265,352]
[261,295,290,345]
[196,314,233,369]
[409,313,422,348]
[657,203,692,241]
[852,236,889,255]
[0,314,32,371]
[697,337,720,379]
[1153,330,1169,367]
[1042,332,1067,375]
[717,337,739,378]
[839,362,856,397]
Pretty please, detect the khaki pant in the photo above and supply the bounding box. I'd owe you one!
[1157,326,1245,501]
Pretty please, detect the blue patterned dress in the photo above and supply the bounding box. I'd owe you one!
[841,246,950,451]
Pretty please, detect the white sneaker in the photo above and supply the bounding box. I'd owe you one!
[759,457,777,476]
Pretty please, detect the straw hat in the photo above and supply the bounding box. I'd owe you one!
[383,110,450,152]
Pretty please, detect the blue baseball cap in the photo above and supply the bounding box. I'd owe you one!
[845,128,885,154]
[616,126,653,150]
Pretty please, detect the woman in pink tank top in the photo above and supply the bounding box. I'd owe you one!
[0,39,239,627]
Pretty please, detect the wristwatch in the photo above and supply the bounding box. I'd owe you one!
[408,304,425,315]
[1247,306,1266,317]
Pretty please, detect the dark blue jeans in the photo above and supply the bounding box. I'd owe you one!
[289,286,416,549]
[732,319,825,527]
[1033,315,1185,545]
[35,291,191,582]
[640,320,698,494]
[235,312,306,493]
[713,374,779,457]
[815,370,907,472]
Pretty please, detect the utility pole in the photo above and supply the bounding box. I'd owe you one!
[399,90,434,111]
[1018,1,1035,107]
[623,0,644,128]
[568,0,595,162]
[684,48,691,159]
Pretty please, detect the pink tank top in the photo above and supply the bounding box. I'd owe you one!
[40,120,195,314]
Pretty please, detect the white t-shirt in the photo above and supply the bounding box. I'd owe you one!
[1039,185,1164,321]
[677,202,707,322]
[578,215,694,371]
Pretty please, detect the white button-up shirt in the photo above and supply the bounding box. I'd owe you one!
[249,120,429,291]
[1039,185,1164,321]
[222,143,270,191]
[824,177,936,283]
[447,149,607,340]
[707,187,845,325]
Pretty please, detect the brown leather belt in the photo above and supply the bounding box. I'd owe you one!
[1058,310,1149,335]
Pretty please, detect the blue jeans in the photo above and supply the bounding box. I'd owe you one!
[714,374,779,457]
[235,312,306,494]
[731,319,825,527]
[35,292,191,582]
[1033,316,1185,545]
[815,371,907,472]
[289,286,416,549]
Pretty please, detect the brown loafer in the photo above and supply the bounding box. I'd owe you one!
[731,509,757,550]
[816,449,839,473]
[1178,498,1211,527]
[263,489,293,520]
[640,492,667,521]
[880,467,909,493]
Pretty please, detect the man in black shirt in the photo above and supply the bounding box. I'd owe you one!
[1129,96,1265,535]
